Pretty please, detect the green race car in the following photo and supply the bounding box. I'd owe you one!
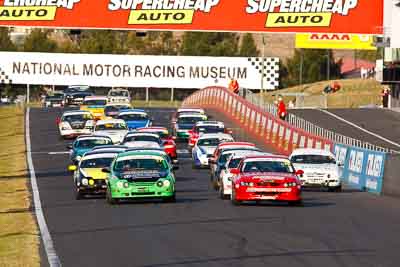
[103,151,176,204]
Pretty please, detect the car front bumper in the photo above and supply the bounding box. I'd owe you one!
[110,183,175,199]
[60,129,92,138]
[234,186,301,201]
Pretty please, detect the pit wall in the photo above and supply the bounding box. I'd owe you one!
[183,87,388,195]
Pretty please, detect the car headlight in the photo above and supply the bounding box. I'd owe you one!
[81,178,88,186]
[117,181,123,188]
[240,182,254,187]
[163,180,171,187]
[284,182,297,187]
[156,181,164,187]
[123,182,129,188]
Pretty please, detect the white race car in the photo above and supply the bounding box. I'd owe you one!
[218,151,268,199]
[93,119,128,144]
[107,88,131,104]
[289,148,342,192]
[192,133,234,168]
[58,110,94,139]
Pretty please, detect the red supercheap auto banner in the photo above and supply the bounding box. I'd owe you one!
[0,0,383,34]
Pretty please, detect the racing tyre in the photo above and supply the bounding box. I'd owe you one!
[231,190,241,206]
[288,200,303,207]
[106,188,118,205]
[219,185,228,200]
[75,190,83,200]
[213,180,219,191]
[328,186,342,192]
[164,194,176,203]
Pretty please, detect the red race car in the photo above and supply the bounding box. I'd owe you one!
[230,155,303,206]
[135,127,178,163]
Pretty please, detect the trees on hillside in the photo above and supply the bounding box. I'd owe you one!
[23,29,58,52]
[281,49,341,87]
[0,28,16,51]
[180,32,238,56]
[238,33,259,57]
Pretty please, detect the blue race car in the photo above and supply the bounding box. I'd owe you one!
[117,109,152,130]
[67,135,113,164]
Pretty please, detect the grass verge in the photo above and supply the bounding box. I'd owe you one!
[0,105,39,267]
[263,79,383,108]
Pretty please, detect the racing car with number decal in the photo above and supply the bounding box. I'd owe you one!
[230,155,303,206]
[173,113,208,140]
[117,109,152,130]
[192,133,234,168]
[107,88,131,104]
[57,110,94,139]
[67,135,113,164]
[171,108,205,124]
[80,96,108,120]
[68,149,121,199]
[135,127,178,163]
[289,148,342,192]
[103,151,176,204]
[93,119,129,144]
[188,121,232,149]
[218,150,268,199]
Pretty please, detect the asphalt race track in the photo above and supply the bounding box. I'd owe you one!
[291,109,400,151]
[30,107,400,267]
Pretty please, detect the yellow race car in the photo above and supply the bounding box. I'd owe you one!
[80,96,108,120]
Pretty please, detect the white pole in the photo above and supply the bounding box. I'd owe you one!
[27,84,30,105]
[146,87,149,102]
[170,88,174,102]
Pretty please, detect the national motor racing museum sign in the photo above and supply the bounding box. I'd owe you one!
[0,0,383,34]
[0,52,280,89]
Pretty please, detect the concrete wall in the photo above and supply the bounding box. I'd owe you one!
[382,154,400,197]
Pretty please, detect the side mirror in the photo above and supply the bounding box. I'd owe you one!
[68,165,77,172]
[66,144,73,150]
[230,168,240,175]
[225,128,233,134]
[102,167,111,173]
[188,130,193,135]
[295,170,304,177]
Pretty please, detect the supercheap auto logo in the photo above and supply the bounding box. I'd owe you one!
[0,0,80,21]
[246,0,359,28]
[108,0,220,25]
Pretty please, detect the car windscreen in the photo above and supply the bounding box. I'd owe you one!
[110,91,129,97]
[72,93,91,98]
[196,126,224,133]
[46,96,63,101]
[80,157,114,168]
[75,139,112,148]
[119,114,148,121]
[291,154,336,164]
[242,160,294,173]
[124,136,160,143]
[63,114,92,122]
[228,158,242,168]
[105,106,130,113]
[177,117,205,124]
[83,99,107,106]
[114,158,168,172]
[140,131,168,138]
[95,123,127,131]
[197,138,221,146]
[218,148,259,164]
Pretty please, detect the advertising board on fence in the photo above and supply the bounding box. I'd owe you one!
[0,52,279,89]
[334,143,385,194]
[295,33,376,50]
[0,0,384,34]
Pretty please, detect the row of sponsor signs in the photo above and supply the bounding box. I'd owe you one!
[183,86,386,194]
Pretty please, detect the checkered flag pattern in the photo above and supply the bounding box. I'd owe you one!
[0,67,12,84]
[248,57,279,89]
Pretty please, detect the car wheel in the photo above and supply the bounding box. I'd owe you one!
[219,184,225,199]
[75,189,83,200]
[328,185,342,192]
[288,200,303,206]
[231,190,241,206]
[213,180,219,191]
[164,194,176,203]
[106,188,117,205]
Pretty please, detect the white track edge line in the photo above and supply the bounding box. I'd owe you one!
[26,108,62,267]
[318,109,400,149]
